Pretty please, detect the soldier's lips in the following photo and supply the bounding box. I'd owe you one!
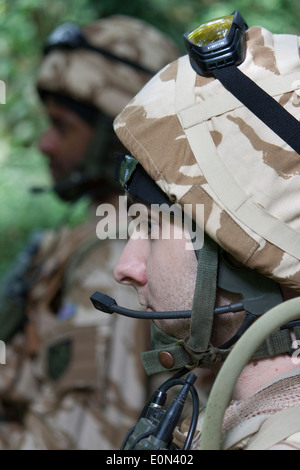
[139,300,154,312]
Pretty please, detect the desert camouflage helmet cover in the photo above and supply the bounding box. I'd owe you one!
[114,26,300,292]
[36,15,180,117]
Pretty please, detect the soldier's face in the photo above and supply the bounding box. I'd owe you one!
[114,205,197,339]
[38,99,93,182]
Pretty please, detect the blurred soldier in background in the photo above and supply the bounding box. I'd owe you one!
[0,15,180,449]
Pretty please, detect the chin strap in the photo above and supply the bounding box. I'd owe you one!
[142,236,300,376]
[183,235,219,359]
[141,322,230,375]
[142,236,229,375]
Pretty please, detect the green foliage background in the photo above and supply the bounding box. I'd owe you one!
[0,0,299,279]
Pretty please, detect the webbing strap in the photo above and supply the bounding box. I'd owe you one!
[273,33,299,76]
[185,236,219,353]
[213,65,300,155]
[179,70,300,127]
[141,326,192,375]
[246,405,300,450]
[181,117,300,259]
[141,303,300,375]
[253,325,300,360]
[141,321,229,375]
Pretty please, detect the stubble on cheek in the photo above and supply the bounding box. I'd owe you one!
[154,318,191,340]
[150,228,197,341]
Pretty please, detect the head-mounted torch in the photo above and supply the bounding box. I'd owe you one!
[184,10,300,155]
[183,10,247,76]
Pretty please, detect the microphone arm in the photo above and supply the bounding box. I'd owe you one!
[90,291,245,320]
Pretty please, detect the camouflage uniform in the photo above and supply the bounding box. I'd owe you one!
[0,220,151,450]
[173,368,300,450]
[0,16,180,449]
[113,25,300,449]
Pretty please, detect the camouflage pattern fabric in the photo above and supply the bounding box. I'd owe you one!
[113,25,300,450]
[114,26,300,292]
[37,15,181,118]
[0,211,152,449]
[173,369,300,450]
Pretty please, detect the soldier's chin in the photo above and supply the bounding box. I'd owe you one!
[154,318,191,341]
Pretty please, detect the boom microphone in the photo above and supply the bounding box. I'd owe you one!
[90,291,245,320]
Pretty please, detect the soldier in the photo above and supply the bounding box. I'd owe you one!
[0,16,180,449]
[107,11,300,449]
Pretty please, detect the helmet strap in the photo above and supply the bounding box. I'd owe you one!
[141,235,227,375]
[183,235,219,356]
[141,234,300,375]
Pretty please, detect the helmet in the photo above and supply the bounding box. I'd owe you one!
[36,15,180,201]
[113,22,300,373]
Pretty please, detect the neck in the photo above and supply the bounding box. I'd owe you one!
[233,354,300,401]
